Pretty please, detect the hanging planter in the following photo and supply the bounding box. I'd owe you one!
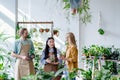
[45,28,50,33]
[53,30,59,37]
[39,28,44,33]
[70,0,81,14]
[31,28,37,33]
[98,12,105,35]
[98,28,105,35]
[63,0,91,24]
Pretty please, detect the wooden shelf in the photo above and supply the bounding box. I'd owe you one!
[17,21,53,24]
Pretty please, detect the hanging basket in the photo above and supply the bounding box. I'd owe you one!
[39,28,44,33]
[32,28,37,33]
[45,28,50,32]
[53,30,59,36]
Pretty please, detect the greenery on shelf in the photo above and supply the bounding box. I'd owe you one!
[21,68,55,80]
[81,45,120,80]
[80,69,92,80]
[82,45,111,58]
[63,0,91,24]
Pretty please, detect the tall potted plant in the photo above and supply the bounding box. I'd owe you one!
[0,32,14,80]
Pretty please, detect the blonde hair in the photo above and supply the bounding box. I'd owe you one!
[66,32,77,46]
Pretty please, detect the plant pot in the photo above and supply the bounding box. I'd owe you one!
[98,28,105,35]
[53,30,59,36]
[72,9,77,15]
[45,28,50,32]
[53,76,61,80]
[32,28,37,33]
[39,28,44,33]
[0,78,4,80]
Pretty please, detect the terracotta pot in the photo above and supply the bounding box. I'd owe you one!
[53,30,59,36]
[45,28,50,32]
[0,78,4,80]
[53,76,62,80]
[39,28,44,33]
[72,9,77,14]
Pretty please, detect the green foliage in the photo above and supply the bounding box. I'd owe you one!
[33,41,43,71]
[80,69,92,80]
[110,76,120,80]
[15,25,21,39]
[98,28,105,35]
[0,32,14,80]
[63,0,91,24]
[81,45,120,80]
[21,69,55,80]
[82,45,111,58]
[0,73,8,80]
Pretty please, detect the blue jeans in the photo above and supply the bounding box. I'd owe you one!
[63,66,76,80]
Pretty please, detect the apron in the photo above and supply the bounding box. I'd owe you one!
[15,43,35,80]
[44,53,61,80]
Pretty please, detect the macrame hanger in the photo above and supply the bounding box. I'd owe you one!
[99,11,102,28]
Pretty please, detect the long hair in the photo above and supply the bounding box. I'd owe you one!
[67,32,77,47]
[44,37,58,61]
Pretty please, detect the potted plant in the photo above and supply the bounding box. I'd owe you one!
[45,28,50,33]
[0,32,14,80]
[0,73,8,80]
[39,28,44,33]
[31,28,37,33]
[21,69,55,80]
[53,30,59,36]
[80,69,92,80]
[62,0,91,24]
[82,47,90,58]
[98,28,105,35]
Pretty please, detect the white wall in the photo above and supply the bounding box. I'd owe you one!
[0,0,16,50]
[80,0,120,48]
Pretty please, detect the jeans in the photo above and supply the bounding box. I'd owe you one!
[63,66,76,80]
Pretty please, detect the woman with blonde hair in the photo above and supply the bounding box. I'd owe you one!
[62,32,78,80]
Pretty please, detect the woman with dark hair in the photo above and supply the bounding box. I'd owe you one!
[11,28,35,80]
[41,37,62,80]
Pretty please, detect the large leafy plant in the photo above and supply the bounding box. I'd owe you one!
[82,45,111,58]
[0,32,14,80]
[63,0,91,24]
[21,68,55,80]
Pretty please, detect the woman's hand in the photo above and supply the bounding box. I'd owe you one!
[60,55,66,60]
[21,56,30,61]
[52,62,59,65]
[29,54,35,59]
[46,58,51,63]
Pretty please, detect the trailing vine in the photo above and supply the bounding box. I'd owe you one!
[63,0,91,24]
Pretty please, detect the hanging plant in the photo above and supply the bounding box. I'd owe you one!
[45,28,50,33]
[53,30,59,37]
[98,28,105,35]
[39,28,44,33]
[32,28,37,33]
[63,0,91,24]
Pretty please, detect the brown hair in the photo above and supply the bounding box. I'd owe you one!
[66,32,77,46]
[19,28,27,36]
